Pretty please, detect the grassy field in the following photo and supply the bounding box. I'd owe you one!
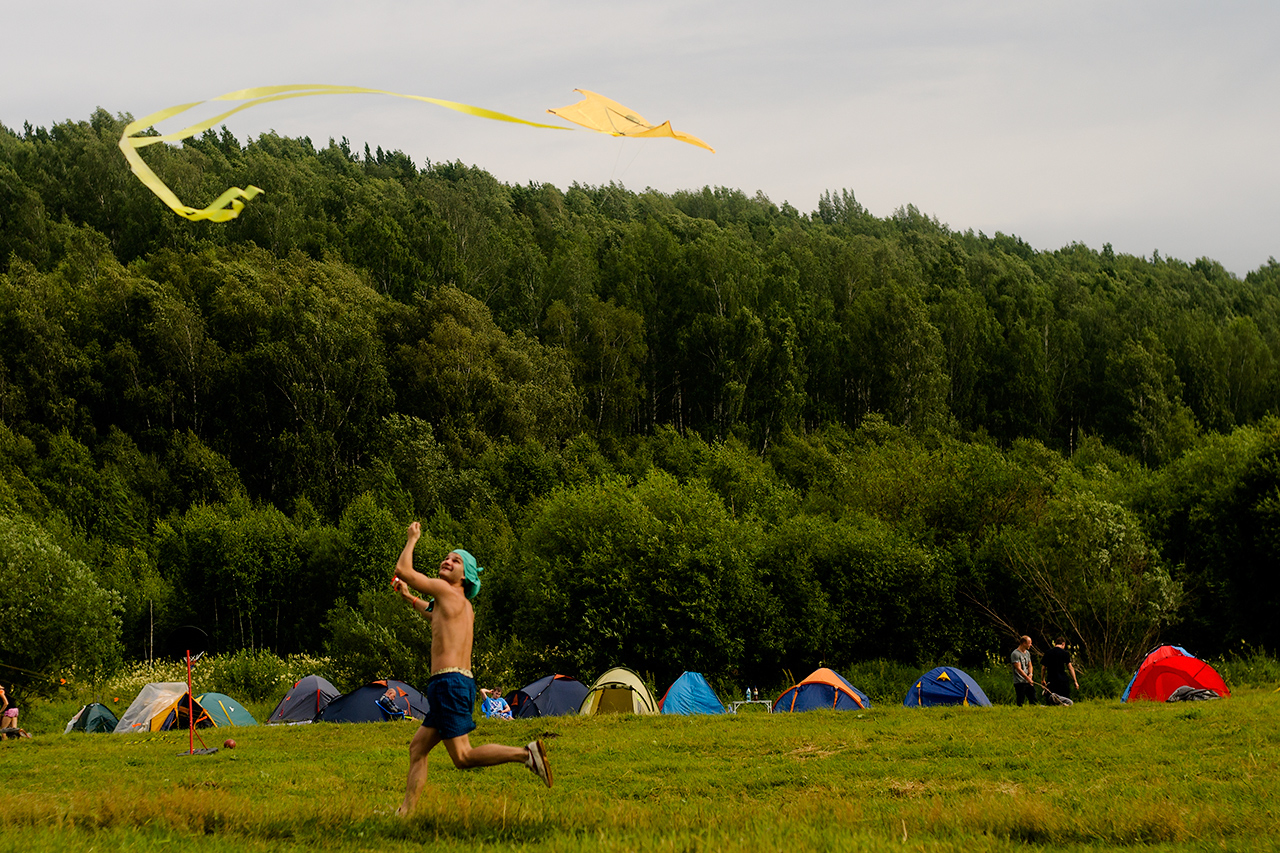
[3,689,1278,852]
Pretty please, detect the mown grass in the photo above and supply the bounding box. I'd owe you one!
[3,689,1279,852]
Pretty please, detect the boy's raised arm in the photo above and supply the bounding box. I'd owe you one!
[394,522,422,580]
[392,521,448,598]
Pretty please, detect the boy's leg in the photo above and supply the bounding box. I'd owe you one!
[442,733,530,768]
[442,734,553,787]
[397,725,442,816]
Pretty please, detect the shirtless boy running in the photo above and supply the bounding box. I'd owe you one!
[391,522,551,816]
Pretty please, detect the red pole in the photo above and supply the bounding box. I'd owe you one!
[187,649,194,755]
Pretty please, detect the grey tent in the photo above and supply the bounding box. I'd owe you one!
[267,675,341,724]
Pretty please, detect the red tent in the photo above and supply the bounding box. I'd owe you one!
[1122,646,1230,702]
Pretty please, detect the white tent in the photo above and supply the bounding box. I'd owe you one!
[579,666,658,715]
[113,682,189,734]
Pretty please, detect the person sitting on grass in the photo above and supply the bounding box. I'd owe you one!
[480,688,513,720]
[390,522,551,817]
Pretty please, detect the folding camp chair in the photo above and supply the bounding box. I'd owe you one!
[376,690,406,719]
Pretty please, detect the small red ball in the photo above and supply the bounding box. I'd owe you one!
[223,738,236,749]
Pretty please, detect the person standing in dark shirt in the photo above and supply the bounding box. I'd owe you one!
[1042,637,1079,703]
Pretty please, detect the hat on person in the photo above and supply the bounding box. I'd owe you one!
[452,549,484,599]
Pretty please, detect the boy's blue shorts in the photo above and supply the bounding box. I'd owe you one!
[422,672,477,739]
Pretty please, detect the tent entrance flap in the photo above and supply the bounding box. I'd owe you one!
[597,688,633,714]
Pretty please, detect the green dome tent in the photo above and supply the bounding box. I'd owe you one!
[64,703,120,734]
[196,692,259,727]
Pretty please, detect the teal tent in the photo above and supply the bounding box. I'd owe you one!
[196,692,260,727]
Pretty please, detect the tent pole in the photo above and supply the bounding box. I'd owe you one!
[187,649,194,755]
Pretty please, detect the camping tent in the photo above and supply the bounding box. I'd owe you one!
[154,693,216,731]
[660,672,725,714]
[903,666,992,707]
[505,675,588,718]
[579,667,658,715]
[267,675,341,724]
[1121,645,1231,702]
[114,682,190,733]
[64,703,119,734]
[772,667,872,712]
[196,692,259,727]
[320,679,427,723]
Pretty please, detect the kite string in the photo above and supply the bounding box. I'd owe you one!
[610,139,625,184]
[621,138,649,179]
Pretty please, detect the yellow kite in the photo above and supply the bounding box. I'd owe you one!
[119,85,714,223]
[547,90,715,153]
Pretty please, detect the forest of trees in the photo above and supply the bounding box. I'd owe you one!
[2,109,1279,694]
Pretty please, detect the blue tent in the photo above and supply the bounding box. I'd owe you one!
[660,672,725,715]
[773,668,872,712]
[320,680,427,723]
[903,666,991,707]
[504,675,588,718]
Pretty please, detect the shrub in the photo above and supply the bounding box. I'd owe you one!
[323,589,432,691]
[1214,644,1280,689]
[206,649,287,701]
[102,651,335,707]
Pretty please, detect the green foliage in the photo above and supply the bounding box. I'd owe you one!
[1215,643,1280,688]
[204,648,289,702]
[324,587,435,690]
[154,497,302,653]
[0,513,122,693]
[99,651,333,706]
[7,113,1280,686]
[517,471,762,685]
[1135,419,1280,655]
[835,658,925,704]
[993,489,1181,669]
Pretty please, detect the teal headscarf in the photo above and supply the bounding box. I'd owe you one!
[452,549,484,600]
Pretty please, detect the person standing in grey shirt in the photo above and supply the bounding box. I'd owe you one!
[1010,635,1035,706]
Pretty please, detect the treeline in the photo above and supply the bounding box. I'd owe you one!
[1,110,1279,694]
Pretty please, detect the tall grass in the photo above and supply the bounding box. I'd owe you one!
[4,688,1277,851]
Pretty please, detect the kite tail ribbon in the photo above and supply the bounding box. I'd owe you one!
[120,84,712,222]
[118,84,570,222]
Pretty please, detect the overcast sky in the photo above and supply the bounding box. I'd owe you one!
[3,1,1276,275]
